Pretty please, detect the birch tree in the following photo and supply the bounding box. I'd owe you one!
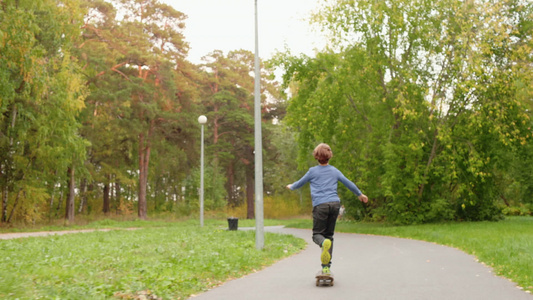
[276,0,532,223]
[0,0,88,223]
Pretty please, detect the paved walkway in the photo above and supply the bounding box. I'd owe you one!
[190,226,532,300]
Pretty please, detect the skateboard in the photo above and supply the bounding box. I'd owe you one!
[315,271,334,286]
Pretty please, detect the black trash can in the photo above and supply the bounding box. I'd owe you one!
[227,217,238,231]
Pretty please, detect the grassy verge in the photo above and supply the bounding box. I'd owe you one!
[0,217,297,233]
[288,216,533,293]
[0,220,306,299]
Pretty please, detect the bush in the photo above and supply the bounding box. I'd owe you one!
[225,195,308,219]
[502,204,532,216]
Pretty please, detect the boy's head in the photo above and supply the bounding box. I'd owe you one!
[313,143,333,164]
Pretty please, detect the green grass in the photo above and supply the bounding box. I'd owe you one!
[0,217,295,233]
[288,216,533,293]
[0,220,306,299]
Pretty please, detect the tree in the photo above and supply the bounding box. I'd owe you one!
[199,49,282,218]
[275,0,532,223]
[65,167,76,222]
[0,0,88,223]
[79,0,190,219]
[199,50,253,212]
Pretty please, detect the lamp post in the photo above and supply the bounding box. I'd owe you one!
[198,115,207,227]
[254,0,264,250]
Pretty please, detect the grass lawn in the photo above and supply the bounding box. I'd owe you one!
[0,217,293,234]
[0,219,306,299]
[288,216,533,293]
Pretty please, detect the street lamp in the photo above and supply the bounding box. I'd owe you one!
[198,115,207,227]
[254,0,264,249]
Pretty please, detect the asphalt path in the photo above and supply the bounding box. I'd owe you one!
[190,226,531,300]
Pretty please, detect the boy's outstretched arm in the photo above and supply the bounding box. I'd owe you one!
[286,184,293,190]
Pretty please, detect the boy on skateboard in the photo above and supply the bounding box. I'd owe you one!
[286,143,368,274]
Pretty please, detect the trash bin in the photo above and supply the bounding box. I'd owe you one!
[227,217,238,231]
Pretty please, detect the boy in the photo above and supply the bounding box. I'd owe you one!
[286,143,368,274]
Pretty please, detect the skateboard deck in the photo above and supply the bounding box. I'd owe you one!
[315,271,334,286]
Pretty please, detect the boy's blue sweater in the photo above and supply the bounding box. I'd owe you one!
[290,164,362,207]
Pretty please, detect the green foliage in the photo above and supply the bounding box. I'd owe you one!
[0,223,305,299]
[502,204,532,216]
[199,50,257,209]
[274,0,533,224]
[227,195,308,219]
[76,0,202,220]
[184,162,227,211]
[2,0,292,224]
[262,123,302,195]
[0,0,88,222]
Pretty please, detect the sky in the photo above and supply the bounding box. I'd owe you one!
[162,0,327,64]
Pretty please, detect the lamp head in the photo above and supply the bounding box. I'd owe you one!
[198,115,207,124]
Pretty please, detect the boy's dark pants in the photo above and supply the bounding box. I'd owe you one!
[312,201,341,266]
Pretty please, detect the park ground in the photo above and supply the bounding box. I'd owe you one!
[0,217,531,299]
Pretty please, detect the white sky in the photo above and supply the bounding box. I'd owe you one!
[162,0,327,64]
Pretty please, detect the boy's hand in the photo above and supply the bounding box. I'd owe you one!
[358,194,368,203]
[286,184,292,190]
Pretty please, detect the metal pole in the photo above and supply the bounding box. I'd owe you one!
[198,115,207,227]
[254,0,264,250]
[200,122,204,227]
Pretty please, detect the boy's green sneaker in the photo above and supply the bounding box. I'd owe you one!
[321,266,331,275]
[321,239,332,265]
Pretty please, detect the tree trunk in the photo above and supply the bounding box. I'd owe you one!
[138,166,147,219]
[418,129,439,199]
[1,160,6,223]
[103,177,110,214]
[56,189,63,217]
[212,156,219,208]
[2,103,18,223]
[153,176,160,211]
[115,179,121,214]
[138,134,148,219]
[49,183,55,221]
[246,163,254,219]
[226,163,235,206]
[65,166,75,222]
[78,178,87,213]
[138,121,153,220]
[6,188,22,223]
[1,187,7,223]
